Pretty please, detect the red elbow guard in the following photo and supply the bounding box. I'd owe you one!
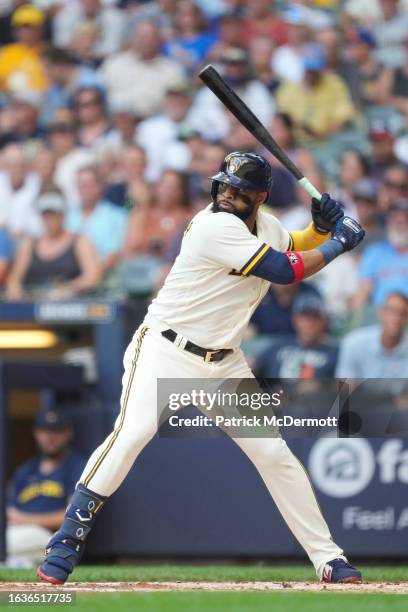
[285,251,305,283]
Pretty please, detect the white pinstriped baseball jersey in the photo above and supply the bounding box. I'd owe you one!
[145,204,290,349]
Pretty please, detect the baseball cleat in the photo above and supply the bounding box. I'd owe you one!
[322,557,362,583]
[36,565,65,586]
[37,533,84,586]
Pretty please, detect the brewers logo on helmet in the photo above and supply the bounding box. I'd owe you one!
[210,151,273,202]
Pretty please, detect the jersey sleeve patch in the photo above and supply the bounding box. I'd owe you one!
[285,251,305,283]
[240,243,271,276]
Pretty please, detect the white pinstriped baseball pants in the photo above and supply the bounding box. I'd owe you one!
[79,324,343,578]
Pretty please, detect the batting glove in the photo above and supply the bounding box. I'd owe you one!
[332,216,365,252]
[312,193,344,234]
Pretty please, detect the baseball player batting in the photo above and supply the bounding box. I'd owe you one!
[37,151,364,585]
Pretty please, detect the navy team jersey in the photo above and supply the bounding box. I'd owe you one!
[10,451,86,513]
[256,336,338,379]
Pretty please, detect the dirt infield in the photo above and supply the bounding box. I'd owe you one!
[1,582,408,594]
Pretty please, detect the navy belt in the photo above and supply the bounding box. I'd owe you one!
[161,329,232,363]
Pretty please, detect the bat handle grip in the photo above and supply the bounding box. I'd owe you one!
[298,177,322,200]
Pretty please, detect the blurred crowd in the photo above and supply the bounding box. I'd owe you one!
[0,0,406,380]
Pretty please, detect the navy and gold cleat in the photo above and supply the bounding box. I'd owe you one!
[322,557,362,583]
[37,533,84,585]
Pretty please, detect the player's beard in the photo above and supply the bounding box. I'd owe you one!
[212,194,256,221]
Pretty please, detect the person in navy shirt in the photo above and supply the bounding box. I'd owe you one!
[250,281,321,337]
[255,294,338,380]
[6,408,85,566]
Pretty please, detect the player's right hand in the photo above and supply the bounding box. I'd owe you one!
[332,216,365,252]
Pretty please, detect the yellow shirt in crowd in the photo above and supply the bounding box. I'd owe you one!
[0,43,47,93]
[276,72,354,141]
[312,0,339,7]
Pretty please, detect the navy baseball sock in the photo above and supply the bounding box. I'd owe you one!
[38,484,106,584]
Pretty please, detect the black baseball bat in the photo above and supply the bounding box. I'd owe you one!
[198,64,322,200]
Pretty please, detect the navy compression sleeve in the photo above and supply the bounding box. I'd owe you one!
[248,248,305,284]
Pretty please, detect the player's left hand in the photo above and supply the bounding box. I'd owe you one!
[311,193,344,234]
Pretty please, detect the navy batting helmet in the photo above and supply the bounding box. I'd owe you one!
[210,151,272,202]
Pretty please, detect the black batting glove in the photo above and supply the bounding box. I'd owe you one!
[312,193,345,234]
[332,216,365,252]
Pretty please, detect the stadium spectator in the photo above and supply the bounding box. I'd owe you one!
[137,82,195,182]
[351,178,386,252]
[241,0,287,47]
[122,0,178,43]
[272,6,310,84]
[192,47,275,142]
[65,165,128,272]
[124,169,190,258]
[269,112,317,174]
[6,407,85,566]
[368,119,398,179]
[315,27,362,108]
[255,294,338,379]
[224,113,261,152]
[53,0,126,60]
[163,0,217,74]
[0,91,45,147]
[100,20,185,116]
[207,9,244,61]
[221,46,275,125]
[48,110,95,203]
[0,1,30,46]
[107,100,141,149]
[372,0,408,68]
[188,141,227,199]
[33,147,57,191]
[104,145,151,210]
[6,190,101,301]
[68,19,100,70]
[249,35,279,93]
[276,43,354,141]
[376,40,408,114]
[73,86,112,150]
[264,112,317,209]
[41,47,101,126]
[378,163,408,210]
[333,150,371,214]
[173,125,205,177]
[311,249,360,320]
[250,282,321,337]
[345,27,385,109]
[337,291,408,380]
[94,146,122,189]
[0,4,47,94]
[0,143,41,237]
[352,199,408,310]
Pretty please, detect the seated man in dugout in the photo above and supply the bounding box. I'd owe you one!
[6,408,85,567]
